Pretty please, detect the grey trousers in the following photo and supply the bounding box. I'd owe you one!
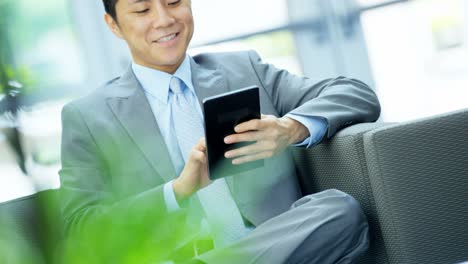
[197,189,369,264]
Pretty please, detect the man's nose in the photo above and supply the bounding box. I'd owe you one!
[152,7,176,28]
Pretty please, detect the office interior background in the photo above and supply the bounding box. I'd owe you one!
[0,0,467,202]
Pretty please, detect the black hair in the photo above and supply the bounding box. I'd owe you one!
[102,0,118,22]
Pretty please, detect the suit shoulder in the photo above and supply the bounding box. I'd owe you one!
[192,50,252,59]
[62,76,122,116]
[192,50,263,74]
[192,50,255,65]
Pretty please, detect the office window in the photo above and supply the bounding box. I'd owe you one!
[0,0,81,201]
[360,0,468,121]
[191,0,288,45]
[190,0,302,76]
[190,31,302,76]
[8,0,84,91]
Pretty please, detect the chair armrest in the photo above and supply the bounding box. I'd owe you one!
[364,108,468,264]
[292,122,391,264]
[293,122,388,206]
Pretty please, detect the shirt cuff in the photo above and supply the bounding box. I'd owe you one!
[285,114,328,148]
[164,180,181,212]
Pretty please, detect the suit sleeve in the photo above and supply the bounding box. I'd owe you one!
[59,103,185,237]
[247,50,381,139]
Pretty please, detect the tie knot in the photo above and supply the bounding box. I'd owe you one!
[170,77,184,94]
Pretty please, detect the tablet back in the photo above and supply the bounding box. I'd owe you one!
[203,86,263,180]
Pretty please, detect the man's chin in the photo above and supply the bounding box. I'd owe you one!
[144,56,184,73]
[160,55,185,67]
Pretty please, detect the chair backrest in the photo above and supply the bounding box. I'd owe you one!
[364,108,468,264]
[293,109,468,264]
[0,189,61,262]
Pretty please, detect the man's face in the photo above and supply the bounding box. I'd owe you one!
[105,0,194,73]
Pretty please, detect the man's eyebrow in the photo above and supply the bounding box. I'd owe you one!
[128,0,149,3]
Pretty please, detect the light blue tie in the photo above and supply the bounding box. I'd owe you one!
[169,77,251,247]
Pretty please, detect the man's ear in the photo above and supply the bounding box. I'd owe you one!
[104,13,123,39]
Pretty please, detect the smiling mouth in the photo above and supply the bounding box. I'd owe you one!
[155,33,179,43]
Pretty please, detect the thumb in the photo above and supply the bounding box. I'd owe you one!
[195,137,207,151]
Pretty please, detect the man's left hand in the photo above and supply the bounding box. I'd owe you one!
[224,114,309,165]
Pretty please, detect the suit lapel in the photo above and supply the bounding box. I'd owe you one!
[190,57,230,110]
[187,58,236,199]
[189,58,238,189]
[106,66,176,182]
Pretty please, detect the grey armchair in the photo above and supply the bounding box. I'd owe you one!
[2,108,467,264]
[293,108,468,264]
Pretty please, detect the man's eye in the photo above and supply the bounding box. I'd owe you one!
[168,0,181,6]
[135,8,149,14]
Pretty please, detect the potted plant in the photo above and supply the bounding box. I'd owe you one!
[0,0,32,174]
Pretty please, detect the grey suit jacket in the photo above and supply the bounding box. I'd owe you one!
[59,50,380,239]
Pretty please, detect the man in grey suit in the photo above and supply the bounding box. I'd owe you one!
[59,0,380,263]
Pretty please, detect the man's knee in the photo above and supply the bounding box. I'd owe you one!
[327,189,366,226]
[287,190,369,263]
[294,189,369,239]
[323,189,370,253]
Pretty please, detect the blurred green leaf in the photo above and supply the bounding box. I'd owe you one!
[5,65,14,79]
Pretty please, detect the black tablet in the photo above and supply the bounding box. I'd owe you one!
[203,86,264,180]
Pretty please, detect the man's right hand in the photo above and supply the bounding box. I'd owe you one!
[172,138,211,203]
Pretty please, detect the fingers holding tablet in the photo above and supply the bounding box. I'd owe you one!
[223,114,296,165]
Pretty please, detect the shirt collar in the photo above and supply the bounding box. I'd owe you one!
[131,55,194,104]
